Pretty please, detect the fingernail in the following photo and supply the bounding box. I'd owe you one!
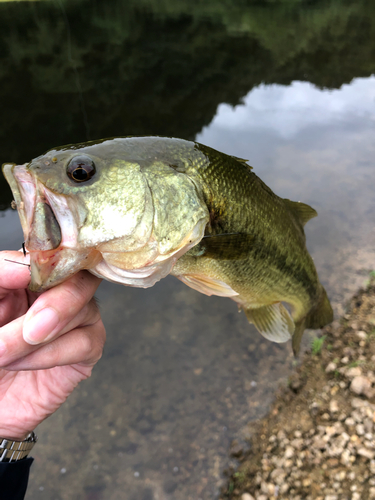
[23,308,60,345]
[0,340,6,357]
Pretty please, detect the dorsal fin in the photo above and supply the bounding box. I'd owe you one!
[283,199,317,227]
[230,155,253,170]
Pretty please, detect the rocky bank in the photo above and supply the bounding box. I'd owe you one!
[220,279,375,500]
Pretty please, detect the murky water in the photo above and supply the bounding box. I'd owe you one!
[1,1,375,499]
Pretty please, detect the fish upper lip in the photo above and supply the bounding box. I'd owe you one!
[2,163,36,242]
[3,163,76,252]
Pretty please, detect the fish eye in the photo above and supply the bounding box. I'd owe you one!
[67,155,96,183]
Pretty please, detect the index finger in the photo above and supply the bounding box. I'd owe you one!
[22,270,102,345]
[0,251,30,297]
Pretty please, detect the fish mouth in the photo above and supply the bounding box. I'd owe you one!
[3,163,37,242]
[2,163,100,291]
[2,163,63,251]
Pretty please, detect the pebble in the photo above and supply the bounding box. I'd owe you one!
[358,448,375,460]
[356,331,367,340]
[241,494,255,500]
[330,400,339,413]
[346,366,363,379]
[284,446,295,459]
[350,376,373,397]
[326,362,337,373]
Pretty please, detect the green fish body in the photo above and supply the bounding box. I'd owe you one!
[2,137,333,353]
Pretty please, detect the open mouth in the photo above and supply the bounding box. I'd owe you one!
[2,163,62,252]
[1,163,99,291]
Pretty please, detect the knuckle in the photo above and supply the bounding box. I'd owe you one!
[79,333,94,357]
[70,271,99,300]
[0,358,8,369]
[62,279,88,306]
[88,321,106,363]
[85,301,103,328]
[92,343,104,363]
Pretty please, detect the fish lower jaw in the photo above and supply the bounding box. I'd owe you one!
[28,247,102,292]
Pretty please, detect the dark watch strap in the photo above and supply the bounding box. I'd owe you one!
[0,431,37,462]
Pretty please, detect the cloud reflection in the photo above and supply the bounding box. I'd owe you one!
[198,76,375,140]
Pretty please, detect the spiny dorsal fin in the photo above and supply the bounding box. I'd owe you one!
[243,302,294,343]
[230,155,253,170]
[283,199,317,227]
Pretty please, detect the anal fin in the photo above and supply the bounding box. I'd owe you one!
[243,303,294,343]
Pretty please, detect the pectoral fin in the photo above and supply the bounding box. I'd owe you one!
[196,233,254,260]
[176,274,239,297]
[243,303,294,343]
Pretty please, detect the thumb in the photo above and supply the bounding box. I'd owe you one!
[0,251,30,295]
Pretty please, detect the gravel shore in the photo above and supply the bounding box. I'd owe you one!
[220,279,375,500]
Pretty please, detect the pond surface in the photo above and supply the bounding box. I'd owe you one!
[1,1,375,499]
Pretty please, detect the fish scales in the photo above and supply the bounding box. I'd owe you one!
[171,142,318,298]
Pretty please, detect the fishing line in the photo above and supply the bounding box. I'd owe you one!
[4,258,31,276]
[4,260,30,268]
[55,0,91,140]
[4,243,30,271]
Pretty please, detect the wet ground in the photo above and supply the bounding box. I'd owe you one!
[1,1,375,499]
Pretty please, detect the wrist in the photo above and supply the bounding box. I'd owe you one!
[0,427,33,441]
[0,433,29,441]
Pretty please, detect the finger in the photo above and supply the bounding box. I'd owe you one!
[0,298,101,367]
[58,297,101,336]
[0,251,30,298]
[22,271,102,345]
[0,290,28,327]
[0,316,31,363]
[4,318,106,371]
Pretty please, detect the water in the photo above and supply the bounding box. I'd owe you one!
[1,1,375,499]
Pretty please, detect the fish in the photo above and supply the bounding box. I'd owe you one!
[2,136,333,354]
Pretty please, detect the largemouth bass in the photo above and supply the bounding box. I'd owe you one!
[2,137,333,353]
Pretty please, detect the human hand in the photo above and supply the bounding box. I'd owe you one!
[0,250,106,440]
